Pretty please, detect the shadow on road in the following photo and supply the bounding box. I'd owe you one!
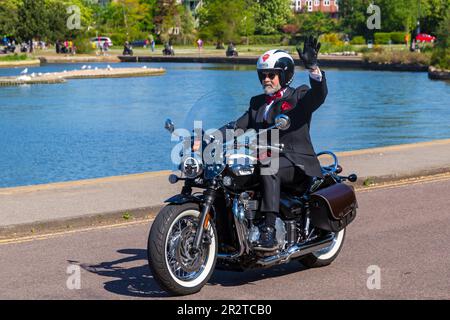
[74,248,309,298]
[209,262,308,288]
[74,249,169,298]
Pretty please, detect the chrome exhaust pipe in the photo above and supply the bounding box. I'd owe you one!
[217,221,247,260]
[218,198,249,260]
[256,233,334,267]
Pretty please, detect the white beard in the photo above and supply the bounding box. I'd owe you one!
[263,83,282,95]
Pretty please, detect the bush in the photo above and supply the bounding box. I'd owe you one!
[320,42,355,54]
[73,38,95,54]
[430,7,449,70]
[109,33,128,47]
[320,33,342,45]
[373,32,407,45]
[431,48,450,70]
[363,51,431,65]
[390,32,407,44]
[374,33,391,44]
[240,35,284,45]
[351,36,366,45]
[359,45,385,54]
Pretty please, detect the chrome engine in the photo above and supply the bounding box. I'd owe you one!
[218,192,334,267]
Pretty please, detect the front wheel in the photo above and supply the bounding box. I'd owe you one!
[299,228,346,268]
[147,203,218,296]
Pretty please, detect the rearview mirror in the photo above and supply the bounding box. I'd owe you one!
[164,119,175,134]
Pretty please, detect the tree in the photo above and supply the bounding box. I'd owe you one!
[115,0,150,40]
[339,0,448,36]
[198,0,255,45]
[139,0,157,33]
[338,0,371,37]
[179,5,196,45]
[16,0,49,51]
[254,0,292,35]
[0,0,19,38]
[431,7,450,69]
[154,0,180,43]
[295,12,337,37]
[45,1,73,43]
[418,0,449,35]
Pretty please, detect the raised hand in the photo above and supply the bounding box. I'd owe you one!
[296,35,321,70]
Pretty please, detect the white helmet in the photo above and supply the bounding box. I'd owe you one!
[257,49,295,87]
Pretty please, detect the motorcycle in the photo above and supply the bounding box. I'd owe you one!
[147,97,358,296]
[162,44,175,56]
[123,43,133,56]
[20,43,28,53]
[1,43,16,54]
[226,44,238,57]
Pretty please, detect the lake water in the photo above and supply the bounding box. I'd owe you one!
[0,62,449,188]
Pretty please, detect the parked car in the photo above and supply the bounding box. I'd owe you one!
[90,37,113,48]
[415,33,436,43]
[130,40,147,47]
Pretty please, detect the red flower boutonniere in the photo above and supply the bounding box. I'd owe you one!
[281,101,293,112]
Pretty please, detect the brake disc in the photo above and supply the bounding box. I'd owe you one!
[176,227,207,273]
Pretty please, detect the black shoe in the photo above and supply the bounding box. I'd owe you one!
[255,226,278,251]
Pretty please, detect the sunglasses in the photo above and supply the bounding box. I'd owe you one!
[260,72,278,80]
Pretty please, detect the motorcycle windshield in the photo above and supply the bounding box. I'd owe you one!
[170,91,256,179]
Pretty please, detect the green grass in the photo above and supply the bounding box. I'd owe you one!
[0,53,30,62]
[122,212,132,220]
[363,178,376,187]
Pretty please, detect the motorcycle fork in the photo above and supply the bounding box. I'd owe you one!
[192,188,216,251]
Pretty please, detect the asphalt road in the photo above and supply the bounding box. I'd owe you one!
[1,177,449,300]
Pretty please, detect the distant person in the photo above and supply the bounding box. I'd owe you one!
[344,34,350,45]
[151,39,155,52]
[55,40,60,54]
[103,41,109,55]
[197,38,203,53]
[64,40,69,54]
[404,33,410,48]
[97,36,102,54]
[410,28,418,52]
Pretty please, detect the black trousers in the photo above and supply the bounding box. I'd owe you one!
[260,156,308,228]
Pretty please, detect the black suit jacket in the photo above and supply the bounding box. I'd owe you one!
[224,71,328,177]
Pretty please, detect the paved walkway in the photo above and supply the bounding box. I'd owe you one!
[1,139,450,237]
[0,67,165,86]
[0,59,41,68]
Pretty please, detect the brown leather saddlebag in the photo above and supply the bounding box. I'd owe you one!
[310,183,358,232]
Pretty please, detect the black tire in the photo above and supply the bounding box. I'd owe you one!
[147,203,218,296]
[298,228,346,268]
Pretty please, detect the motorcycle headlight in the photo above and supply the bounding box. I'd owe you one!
[181,156,203,179]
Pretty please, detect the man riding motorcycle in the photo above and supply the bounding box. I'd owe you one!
[194,36,327,250]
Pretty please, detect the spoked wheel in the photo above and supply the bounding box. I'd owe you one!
[148,203,217,296]
[299,228,346,268]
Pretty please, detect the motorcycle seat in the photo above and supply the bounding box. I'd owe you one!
[282,177,313,195]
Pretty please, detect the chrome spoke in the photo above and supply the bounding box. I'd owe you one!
[165,213,210,282]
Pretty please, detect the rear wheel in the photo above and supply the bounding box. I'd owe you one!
[147,203,218,296]
[299,228,346,268]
